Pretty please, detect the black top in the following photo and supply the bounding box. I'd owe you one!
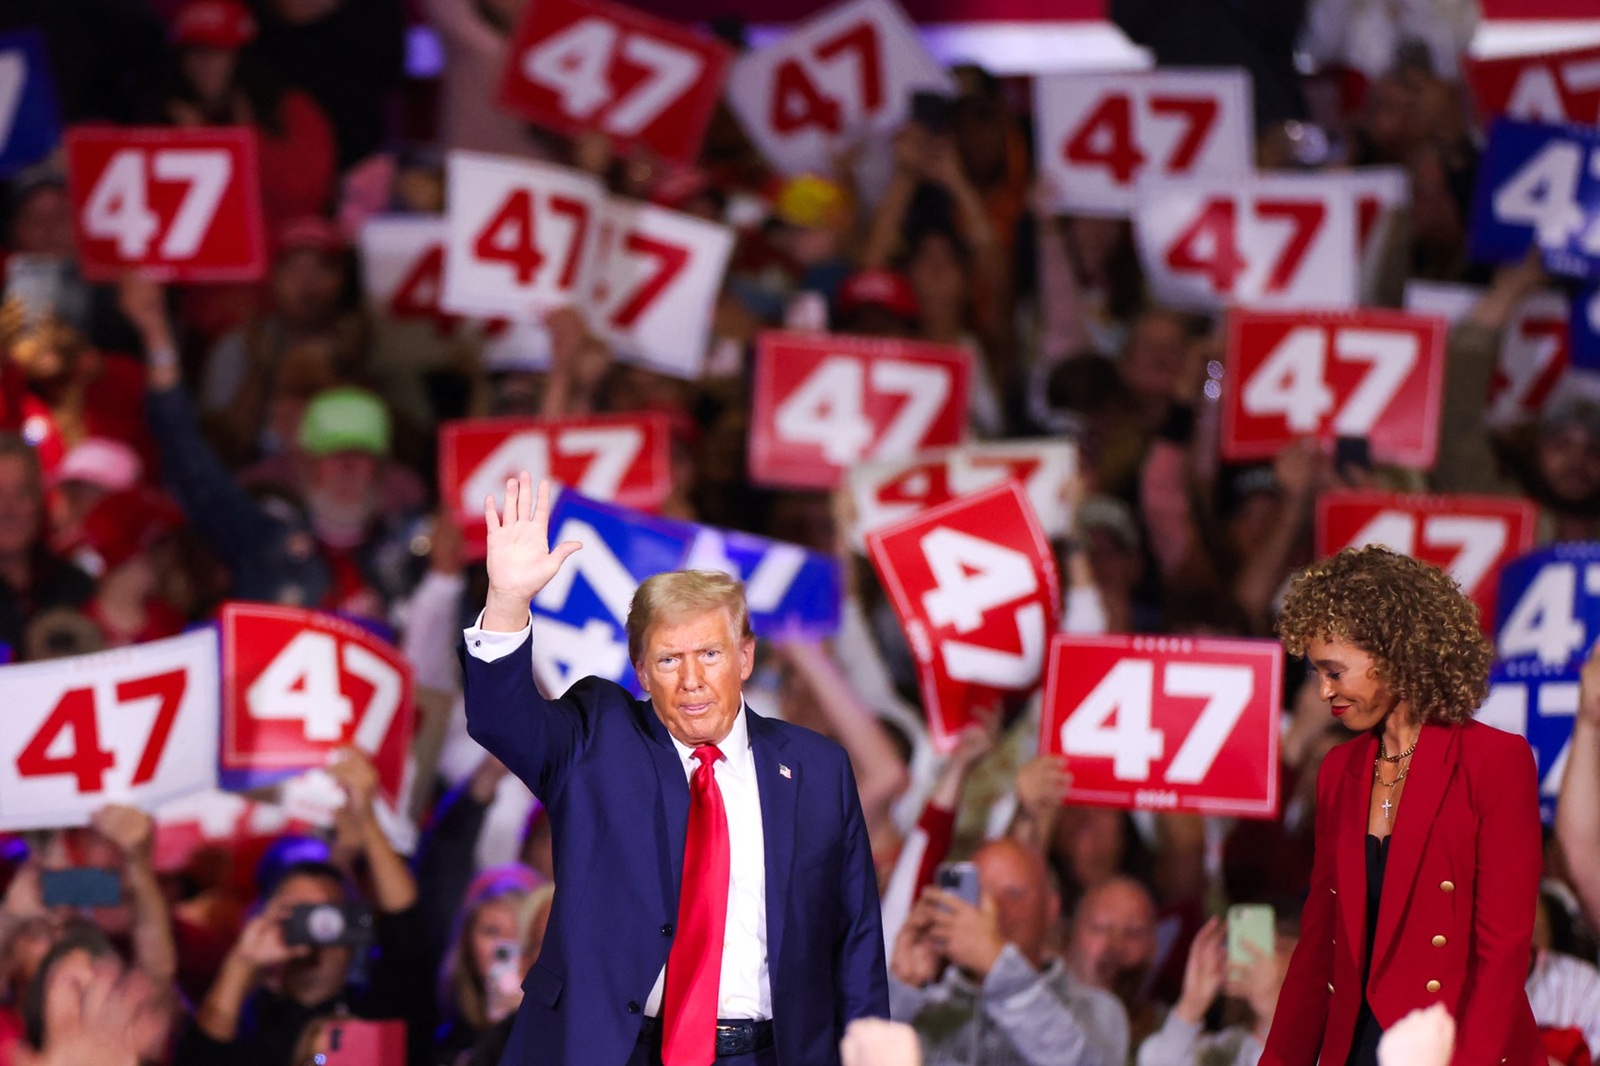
[1346,834,1391,1066]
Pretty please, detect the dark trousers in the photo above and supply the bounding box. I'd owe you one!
[624,1040,780,1066]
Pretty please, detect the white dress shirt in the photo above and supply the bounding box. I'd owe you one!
[464,612,773,1020]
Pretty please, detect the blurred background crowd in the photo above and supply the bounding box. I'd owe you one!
[3,0,1600,1064]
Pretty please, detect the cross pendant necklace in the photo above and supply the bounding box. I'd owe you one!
[1381,797,1393,820]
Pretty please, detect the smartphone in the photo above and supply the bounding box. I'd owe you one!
[935,861,980,907]
[282,902,374,948]
[5,255,65,330]
[910,90,951,133]
[1334,436,1372,478]
[1227,904,1275,967]
[319,1018,407,1066]
[40,867,122,909]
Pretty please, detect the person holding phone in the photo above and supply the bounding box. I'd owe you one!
[1135,914,1292,1065]
[1259,546,1545,1065]
[888,840,1127,1066]
[175,749,431,1066]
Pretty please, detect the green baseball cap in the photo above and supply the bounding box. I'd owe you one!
[296,387,391,457]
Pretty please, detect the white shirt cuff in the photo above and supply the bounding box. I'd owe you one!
[463,609,533,662]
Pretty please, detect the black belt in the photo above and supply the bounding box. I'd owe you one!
[637,1016,774,1056]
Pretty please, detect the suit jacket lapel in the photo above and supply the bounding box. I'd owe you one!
[745,709,795,975]
[1371,722,1459,969]
[643,701,691,909]
[1337,734,1374,961]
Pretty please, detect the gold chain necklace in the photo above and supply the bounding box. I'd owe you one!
[1373,738,1415,820]
[1377,735,1418,763]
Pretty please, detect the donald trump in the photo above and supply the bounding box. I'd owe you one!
[461,475,888,1066]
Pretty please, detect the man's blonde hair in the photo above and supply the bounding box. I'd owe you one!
[627,570,752,665]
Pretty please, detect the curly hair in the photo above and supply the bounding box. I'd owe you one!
[1277,546,1491,724]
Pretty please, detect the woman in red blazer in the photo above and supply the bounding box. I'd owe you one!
[1259,546,1545,1066]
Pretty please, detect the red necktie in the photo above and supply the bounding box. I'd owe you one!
[661,745,731,1066]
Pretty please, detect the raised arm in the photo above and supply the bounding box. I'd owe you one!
[481,474,582,631]
[1558,640,1600,926]
[462,475,593,797]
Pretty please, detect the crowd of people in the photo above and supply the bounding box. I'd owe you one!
[2,0,1600,1063]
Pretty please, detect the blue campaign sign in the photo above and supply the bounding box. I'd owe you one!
[527,491,844,695]
[530,492,694,696]
[1481,666,1578,825]
[1488,543,1600,823]
[684,527,842,641]
[0,30,61,176]
[1493,543,1600,670]
[1574,283,1600,371]
[1469,119,1600,280]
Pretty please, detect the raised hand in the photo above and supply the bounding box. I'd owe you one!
[1173,916,1226,1023]
[483,474,582,631]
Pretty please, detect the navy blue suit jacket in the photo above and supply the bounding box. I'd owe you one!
[461,640,890,1066]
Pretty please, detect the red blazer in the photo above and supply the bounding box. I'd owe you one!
[1260,719,1545,1066]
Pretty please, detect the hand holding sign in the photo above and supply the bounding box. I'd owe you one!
[485,475,584,631]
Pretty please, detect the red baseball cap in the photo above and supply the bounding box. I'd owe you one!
[64,488,184,577]
[171,0,258,50]
[836,269,919,322]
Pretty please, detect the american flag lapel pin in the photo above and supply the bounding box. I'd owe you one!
[779,764,792,779]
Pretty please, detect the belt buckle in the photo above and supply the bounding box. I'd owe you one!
[714,1023,752,1056]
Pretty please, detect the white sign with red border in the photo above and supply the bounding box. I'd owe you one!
[1315,490,1537,634]
[749,330,971,490]
[1468,44,1600,127]
[0,628,220,831]
[220,603,414,804]
[1042,634,1281,819]
[847,439,1077,548]
[725,0,953,176]
[439,413,674,559]
[442,151,606,321]
[1034,68,1253,218]
[65,125,266,283]
[588,196,734,378]
[496,0,734,165]
[1135,171,1359,311]
[865,482,1060,753]
[1222,307,1447,468]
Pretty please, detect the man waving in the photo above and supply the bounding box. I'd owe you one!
[461,474,888,1066]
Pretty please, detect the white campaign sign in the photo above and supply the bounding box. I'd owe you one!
[1034,68,1253,218]
[442,152,606,321]
[847,439,1077,548]
[0,629,220,830]
[725,0,952,175]
[1135,172,1359,311]
[589,197,734,379]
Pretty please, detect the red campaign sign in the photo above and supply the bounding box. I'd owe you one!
[1222,308,1447,468]
[1315,490,1538,634]
[497,0,733,165]
[749,331,971,490]
[1468,45,1600,127]
[438,413,673,559]
[1042,634,1282,819]
[65,126,266,283]
[865,482,1060,753]
[220,603,415,803]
